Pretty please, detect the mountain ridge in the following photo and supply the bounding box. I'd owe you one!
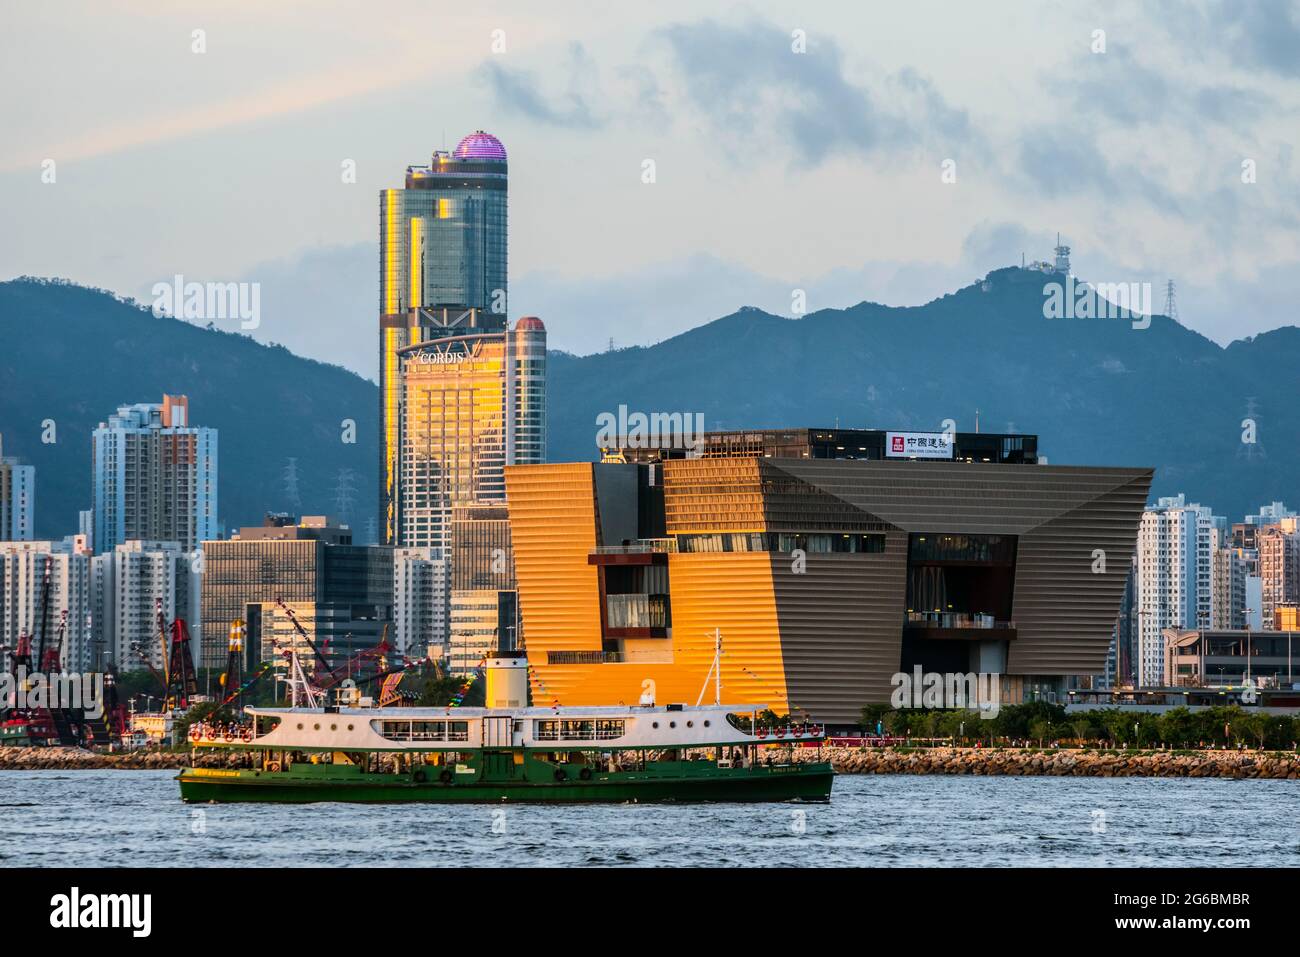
[2,269,1295,538]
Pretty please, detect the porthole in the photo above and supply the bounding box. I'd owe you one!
[296,723,304,730]
[313,723,321,731]
[652,721,659,729]
[686,720,694,728]
[330,724,337,731]
[669,721,676,728]
[704,720,711,727]
[347,724,354,731]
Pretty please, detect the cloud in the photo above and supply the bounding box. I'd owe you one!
[1045,44,1276,135]
[1014,123,1185,212]
[1169,0,1300,78]
[1,56,442,173]
[653,18,974,164]
[481,42,605,129]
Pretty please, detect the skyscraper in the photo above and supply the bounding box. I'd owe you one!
[91,395,217,554]
[394,318,546,550]
[378,131,509,545]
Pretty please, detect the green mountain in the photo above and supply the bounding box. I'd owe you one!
[2,268,1294,539]
[0,278,378,540]
[548,267,1297,523]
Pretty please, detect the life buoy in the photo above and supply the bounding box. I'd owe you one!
[223,730,236,742]
[240,728,253,742]
[774,727,785,738]
[439,769,453,784]
[188,726,200,741]
[554,768,568,782]
[413,769,428,784]
[579,767,593,781]
[756,727,768,739]
[267,761,282,773]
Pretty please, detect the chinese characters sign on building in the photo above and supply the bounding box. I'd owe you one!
[886,431,953,459]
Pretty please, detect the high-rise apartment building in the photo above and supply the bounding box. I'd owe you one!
[91,395,217,554]
[93,540,201,674]
[1135,495,1222,686]
[392,546,450,657]
[1210,535,1250,631]
[0,538,95,673]
[1259,518,1300,629]
[378,132,509,544]
[0,435,35,542]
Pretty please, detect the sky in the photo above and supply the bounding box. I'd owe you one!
[2,0,1298,380]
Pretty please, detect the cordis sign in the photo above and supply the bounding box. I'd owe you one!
[410,348,470,364]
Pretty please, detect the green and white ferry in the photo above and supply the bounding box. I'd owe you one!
[177,655,833,804]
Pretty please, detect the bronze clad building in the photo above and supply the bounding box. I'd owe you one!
[505,429,1152,724]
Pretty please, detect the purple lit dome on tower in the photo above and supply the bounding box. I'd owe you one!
[453,130,507,161]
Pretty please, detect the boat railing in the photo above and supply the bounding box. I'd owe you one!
[188,721,254,745]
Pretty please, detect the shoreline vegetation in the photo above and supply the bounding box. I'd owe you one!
[2,744,1297,779]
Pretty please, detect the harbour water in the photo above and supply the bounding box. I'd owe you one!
[1,771,1296,867]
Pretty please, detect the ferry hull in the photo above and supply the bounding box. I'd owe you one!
[177,763,834,804]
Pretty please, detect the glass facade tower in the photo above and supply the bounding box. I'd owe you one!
[394,318,546,551]
[378,132,509,545]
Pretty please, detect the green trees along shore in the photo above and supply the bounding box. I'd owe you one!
[859,702,1300,751]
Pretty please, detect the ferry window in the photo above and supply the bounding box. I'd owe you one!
[448,721,469,741]
[560,720,595,739]
[535,720,559,740]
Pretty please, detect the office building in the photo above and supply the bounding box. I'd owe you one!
[394,317,545,550]
[447,503,517,676]
[199,515,391,670]
[91,394,217,554]
[378,131,509,544]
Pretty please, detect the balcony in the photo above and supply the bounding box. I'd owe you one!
[904,611,1016,640]
[588,539,674,567]
[591,538,676,554]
